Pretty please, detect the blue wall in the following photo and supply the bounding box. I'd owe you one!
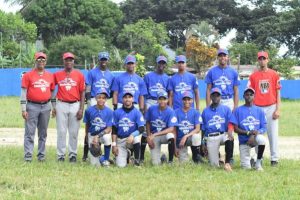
[1,68,300,99]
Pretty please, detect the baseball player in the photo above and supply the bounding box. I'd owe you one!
[175,91,203,164]
[205,49,240,111]
[145,91,177,165]
[83,89,113,166]
[140,55,170,162]
[82,51,114,162]
[201,87,234,171]
[111,55,147,111]
[53,52,85,163]
[168,55,200,110]
[230,87,267,170]
[112,91,145,167]
[248,51,281,167]
[20,52,55,162]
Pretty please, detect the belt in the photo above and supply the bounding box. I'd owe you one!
[58,99,79,104]
[118,135,130,139]
[207,132,224,137]
[221,95,233,99]
[27,100,50,105]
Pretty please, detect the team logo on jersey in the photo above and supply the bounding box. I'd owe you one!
[59,78,77,91]
[91,117,106,132]
[149,83,166,94]
[123,82,138,95]
[178,120,194,135]
[175,82,192,93]
[95,79,109,89]
[119,117,135,132]
[152,119,166,132]
[213,76,232,90]
[241,116,260,130]
[208,115,225,129]
[199,116,203,124]
[259,79,270,94]
[33,79,50,92]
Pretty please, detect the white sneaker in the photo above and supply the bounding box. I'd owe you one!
[255,159,264,171]
[101,160,110,167]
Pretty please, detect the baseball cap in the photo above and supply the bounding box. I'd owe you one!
[98,52,110,60]
[210,87,222,95]
[244,87,255,94]
[122,90,134,98]
[217,49,229,56]
[175,55,187,63]
[96,88,109,98]
[157,91,168,99]
[124,55,136,64]
[90,143,102,157]
[182,91,194,99]
[63,52,75,60]
[34,52,47,60]
[156,56,167,63]
[257,51,268,59]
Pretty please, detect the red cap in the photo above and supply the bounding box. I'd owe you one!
[257,51,268,59]
[63,52,75,60]
[34,52,47,60]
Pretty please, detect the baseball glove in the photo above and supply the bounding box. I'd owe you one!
[247,134,256,147]
[90,142,102,157]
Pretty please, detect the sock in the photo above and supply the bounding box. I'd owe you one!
[140,136,147,160]
[191,145,201,163]
[104,145,111,161]
[168,138,175,162]
[257,145,265,160]
[83,135,89,158]
[225,140,234,163]
[133,143,141,160]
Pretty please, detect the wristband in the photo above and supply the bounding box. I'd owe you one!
[112,142,116,147]
[246,131,250,136]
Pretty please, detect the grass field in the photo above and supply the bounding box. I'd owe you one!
[0,97,299,136]
[0,146,299,200]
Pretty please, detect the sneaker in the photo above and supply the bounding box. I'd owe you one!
[82,156,88,162]
[134,159,140,166]
[250,158,256,169]
[168,160,174,165]
[69,156,77,163]
[224,163,232,172]
[24,159,32,163]
[38,158,45,162]
[255,159,264,171]
[161,154,167,164]
[57,157,65,162]
[271,161,278,167]
[101,160,110,167]
[229,158,235,165]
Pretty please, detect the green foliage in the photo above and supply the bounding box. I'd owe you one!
[229,43,260,65]
[269,58,297,79]
[48,35,106,65]
[135,53,146,77]
[117,18,169,66]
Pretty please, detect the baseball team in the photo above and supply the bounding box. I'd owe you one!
[20,49,281,171]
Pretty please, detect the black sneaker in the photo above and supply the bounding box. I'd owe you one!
[161,153,167,164]
[57,157,65,162]
[250,158,256,168]
[271,161,278,167]
[134,159,140,166]
[69,156,77,163]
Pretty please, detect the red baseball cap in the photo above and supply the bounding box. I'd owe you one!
[63,52,75,60]
[34,52,47,60]
[257,51,268,59]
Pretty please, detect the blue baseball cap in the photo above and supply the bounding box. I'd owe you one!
[95,88,109,97]
[122,90,134,98]
[156,56,167,63]
[124,55,136,64]
[210,87,222,95]
[244,87,255,94]
[157,91,168,99]
[217,49,229,56]
[182,91,194,99]
[175,55,187,63]
[98,52,110,60]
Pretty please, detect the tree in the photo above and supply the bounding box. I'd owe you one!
[117,18,169,67]
[20,0,123,46]
[229,43,260,65]
[269,58,297,79]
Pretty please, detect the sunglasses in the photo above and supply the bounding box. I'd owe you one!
[36,58,46,62]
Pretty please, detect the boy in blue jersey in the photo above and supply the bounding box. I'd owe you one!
[140,55,170,162]
[83,51,115,161]
[230,87,266,170]
[145,91,177,165]
[111,55,147,112]
[205,49,240,111]
[112,91,145,167]
[201,87,234,171]
[83,89,113,166]
[168,55,200,110]
[175,91,203,163]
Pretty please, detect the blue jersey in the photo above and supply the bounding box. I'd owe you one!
[145,105,177,134]
[205,66,240,98]
[83,105,113,136]
[113,107,145,138]
[111,72,147,104]
[168,72,198,109]
[230,105,267,144]
[86,68,114,98]
[201,104,232,136]
[144,72,170,100]
[175,108,202,141]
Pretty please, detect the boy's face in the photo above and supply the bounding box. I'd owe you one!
[96,94,107,106]
[158,97,168,108]
[123,94,134,107]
